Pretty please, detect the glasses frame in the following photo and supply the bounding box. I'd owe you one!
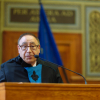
[19,45,39,51]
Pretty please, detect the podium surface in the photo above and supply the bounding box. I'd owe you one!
[0,82,100,100]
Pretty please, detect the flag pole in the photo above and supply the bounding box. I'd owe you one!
[39,0,41,5]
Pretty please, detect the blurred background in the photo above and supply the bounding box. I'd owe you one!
[0,0,100,84]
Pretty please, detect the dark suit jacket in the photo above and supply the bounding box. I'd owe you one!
[0,56,63,83]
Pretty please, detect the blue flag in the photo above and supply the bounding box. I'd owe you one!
[38,4,63,66]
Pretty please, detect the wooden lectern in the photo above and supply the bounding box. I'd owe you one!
[0,82,100,100]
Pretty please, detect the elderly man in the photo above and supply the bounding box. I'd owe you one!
[0,33,63,83]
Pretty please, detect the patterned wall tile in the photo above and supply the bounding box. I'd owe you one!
[85,6,100,77]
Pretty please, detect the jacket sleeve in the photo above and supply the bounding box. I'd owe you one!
[0,63,6,82]
[56,68,63,83]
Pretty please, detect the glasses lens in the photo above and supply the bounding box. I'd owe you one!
[22,46,27,50]
[31,46,37,50]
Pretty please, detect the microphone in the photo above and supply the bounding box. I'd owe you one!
[34,55,87,84]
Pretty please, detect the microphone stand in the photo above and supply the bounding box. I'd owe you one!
[34,55,87,84]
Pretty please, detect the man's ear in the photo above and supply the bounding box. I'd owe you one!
[17,45,20,54]
[38,45,40,49]
[38,45,40,53]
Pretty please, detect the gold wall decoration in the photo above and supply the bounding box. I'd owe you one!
[90,11,100,73]
[86,6,100,77]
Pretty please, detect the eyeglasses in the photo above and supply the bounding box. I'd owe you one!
[19,45,39,51]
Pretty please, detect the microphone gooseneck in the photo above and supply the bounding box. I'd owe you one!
[34,55,56,72]
[34,55,87,84]
[61,66,87,84]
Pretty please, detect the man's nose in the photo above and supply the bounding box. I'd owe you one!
[27,47,32,52]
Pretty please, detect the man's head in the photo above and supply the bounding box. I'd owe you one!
[18,33,40,66]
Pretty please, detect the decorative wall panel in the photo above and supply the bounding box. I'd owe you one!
[85,6,100,78]
[4,2,81,30]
